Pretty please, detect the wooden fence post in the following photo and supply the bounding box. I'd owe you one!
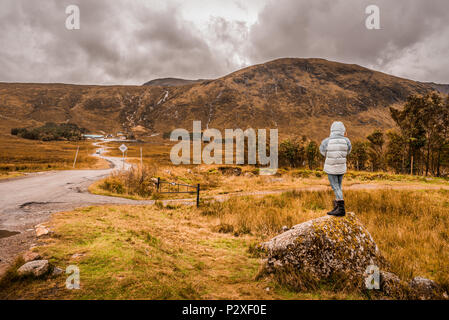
[196,184,200,207]
[73,146,79,168]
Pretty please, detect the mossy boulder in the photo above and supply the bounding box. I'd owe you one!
[261,213,385,286]
[17,260,50,277]
[260,213,448,298]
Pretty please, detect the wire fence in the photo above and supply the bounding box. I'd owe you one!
[156,177,200,207]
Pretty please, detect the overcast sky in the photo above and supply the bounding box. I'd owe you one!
[1,0,448,85]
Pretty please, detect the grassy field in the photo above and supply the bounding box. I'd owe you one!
[1,137,448,299]
[103,140,174,165]
[0,134,108,178]
[1,188,448,300]
[89,158,449,202]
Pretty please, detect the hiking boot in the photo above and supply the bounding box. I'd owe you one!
[328,200,346,217]
[327,200,338,216]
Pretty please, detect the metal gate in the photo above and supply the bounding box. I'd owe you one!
[156,177,200,207]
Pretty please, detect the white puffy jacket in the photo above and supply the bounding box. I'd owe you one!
[319,122,352,175]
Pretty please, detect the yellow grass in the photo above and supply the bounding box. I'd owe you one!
[103,140,174,165]
[0,134,108,173]
[199,189,449,290]
[0,171,24,180]
[1,188,448,299]
[90,158,449,202]
[0,204,360,300]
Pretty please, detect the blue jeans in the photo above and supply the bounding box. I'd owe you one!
[328,174,344,200]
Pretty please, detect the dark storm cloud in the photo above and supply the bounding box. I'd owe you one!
[0,0,226,84]
[0,0,448,84]
[248,0,449,82]
[132,7,221,79]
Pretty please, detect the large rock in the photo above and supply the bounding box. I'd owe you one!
[261,212,384,285]
[17,260,50,277]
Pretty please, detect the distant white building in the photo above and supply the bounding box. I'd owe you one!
[83,134,104,140]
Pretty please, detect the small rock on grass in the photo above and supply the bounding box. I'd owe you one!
[35,227,50,237]
[379,271,409,299]
[22,251,42,262]
[52,267,63,276]
[409,276,447,300]
[17,260,49,277]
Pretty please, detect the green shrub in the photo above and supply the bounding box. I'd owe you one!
[11,122,87,141]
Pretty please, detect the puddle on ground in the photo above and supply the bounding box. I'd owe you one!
[0,230,20,239]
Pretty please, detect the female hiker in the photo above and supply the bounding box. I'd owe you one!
[319,121,352,217]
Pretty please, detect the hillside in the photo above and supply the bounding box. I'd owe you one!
[143,78,207,87]
[0,58,436,141]
[424,82,449,94]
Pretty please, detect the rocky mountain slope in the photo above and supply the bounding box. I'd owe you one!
[143,78,207,87]
[424,82,449,94]
[0,58,436,140]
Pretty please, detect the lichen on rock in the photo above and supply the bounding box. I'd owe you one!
[261,212,385,288]
[17,260,50,277]
[260,212,448,299]
[409,276,447,300]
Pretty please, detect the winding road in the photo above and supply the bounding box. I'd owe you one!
[0,144,140,230]
[0,143,152,272]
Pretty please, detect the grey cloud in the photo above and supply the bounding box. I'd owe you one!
[248,0,449,82]
[0,0,227,84]
[206,17,251,70]
[0,0,448,84]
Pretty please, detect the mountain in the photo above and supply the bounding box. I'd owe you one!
[424,82,449,94]
[143,78,208,87]
[0,58,437,141]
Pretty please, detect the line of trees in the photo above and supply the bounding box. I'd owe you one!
[278,93,449,177]
[388,92,449,176]
[11,122,87,141]
[278,136,320,169]
[350,93,449,176]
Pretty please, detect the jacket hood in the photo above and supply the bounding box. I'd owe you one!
[330,121,346,136]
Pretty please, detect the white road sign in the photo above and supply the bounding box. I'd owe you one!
[119,144,128,153]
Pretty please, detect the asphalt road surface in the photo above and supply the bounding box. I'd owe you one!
[0,148,142,229]
[0,145,152,272]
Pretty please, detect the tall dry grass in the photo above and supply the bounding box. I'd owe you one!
[99,165,158,197]
[199,189,449,290]
[103,141,173,165]
[0,135,100,172]
[97,164,224,198]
